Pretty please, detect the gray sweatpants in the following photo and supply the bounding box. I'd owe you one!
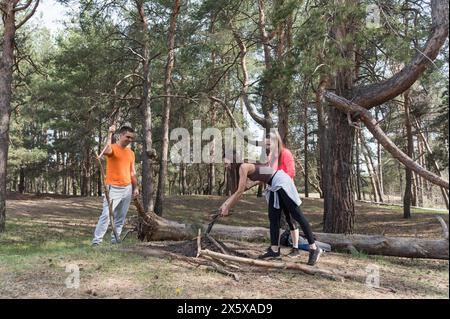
[92,184,132,244]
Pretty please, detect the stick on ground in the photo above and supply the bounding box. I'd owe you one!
[198,249,344,282]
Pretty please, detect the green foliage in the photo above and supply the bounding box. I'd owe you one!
[3,0,447,207]
[8,148,47,170]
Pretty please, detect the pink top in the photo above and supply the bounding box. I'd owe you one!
[269,148,295,179]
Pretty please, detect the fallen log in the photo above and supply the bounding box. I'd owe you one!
[132,198,269,241]
[131,200,449,260]
[313,216,449,260]
[313,233,449,260]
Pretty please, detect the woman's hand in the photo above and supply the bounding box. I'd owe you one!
[219,203,230,217]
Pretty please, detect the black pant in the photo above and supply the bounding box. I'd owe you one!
[268,188,315,246]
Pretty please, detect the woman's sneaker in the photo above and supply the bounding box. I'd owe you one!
[307,247,323,265]
[287,247,300,258]
[258,247,281,260]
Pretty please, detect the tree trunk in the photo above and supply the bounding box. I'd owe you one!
[375,109,384,200]
[324,103,355,234]
[360,132,383,202]
[181,163,187,195]
[81,145,90,197]
[18,167,25,194]
[169,171,177,195]
[404,90,413,218]
[354,130,362,201]
[196,164,203,194]
[316,80,331,221]
[273,2,294,145]
[70,154,78,196]
[414,119,449,208]
[324,82,355,233]
[322,0,359,234]
[0,1,16,232]
[218,169,225,196]
[154,0,181,216]
[296,160,322,197]
[97,128,102,196]
[55,149,59,194]
[136,0,155,213]
[226,163,240,195]
[63,153,68,195]
[304,103,309,197]
[208,16,216,196]
[12,174,17,192]
[361,138,378,202]
[208,107,216,195]
[417,137,425,206]
[377,138,383,198]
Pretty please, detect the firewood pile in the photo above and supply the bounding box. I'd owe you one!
[121,199,347,282]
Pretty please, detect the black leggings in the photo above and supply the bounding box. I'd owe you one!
[268,188,315,246]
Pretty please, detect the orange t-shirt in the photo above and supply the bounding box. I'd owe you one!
[105,144,135,186]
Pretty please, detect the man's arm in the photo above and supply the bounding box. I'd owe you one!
[102,125,116,156]
[131,158,139,198]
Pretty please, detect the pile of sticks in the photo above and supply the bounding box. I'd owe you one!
[195,229,345,282]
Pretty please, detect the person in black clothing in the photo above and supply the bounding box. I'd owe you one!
[219,155,323,266]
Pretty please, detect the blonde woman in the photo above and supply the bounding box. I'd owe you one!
[265,131,301,258]
[219,142,323,265]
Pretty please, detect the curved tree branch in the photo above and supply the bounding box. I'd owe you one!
[209,96,262,146]
[13,0,33,12]
[353,0,449,109]
[231,27,269,128]
[322,90,449,189]
[15,0,39,30]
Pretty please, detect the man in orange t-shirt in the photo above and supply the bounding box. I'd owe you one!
[92,125,139,246]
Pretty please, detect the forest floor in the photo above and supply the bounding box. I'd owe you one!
[0,192,448,299]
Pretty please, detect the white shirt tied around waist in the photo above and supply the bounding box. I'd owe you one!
[263,170,302,209]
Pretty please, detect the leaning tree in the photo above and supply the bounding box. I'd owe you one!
[1,0,40,232]
[320,0,449,233]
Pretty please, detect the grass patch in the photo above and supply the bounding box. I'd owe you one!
[2,195,448,298]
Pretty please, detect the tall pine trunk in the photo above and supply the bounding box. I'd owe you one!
[403,90,413,218]
[414,118,449,208]
[323,5,356,233]
[362,144,379,202]
[208,15,216,195]
[208,108,216,195]
[18,167,25,194]
[316,79,330,220]
[136,0,155,213]
[324,104,355,233]
[361,133,383,202]
[417,138,425,206]
[375,110,384,199]
[0,1,16,232]
[154,0,181,216]
[354,130,362,201]
[97,128,102,196]
[303,103,309,197]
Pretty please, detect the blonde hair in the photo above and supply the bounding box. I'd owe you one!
[268,130,285,166]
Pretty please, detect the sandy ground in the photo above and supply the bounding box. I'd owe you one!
[0,193,448,299]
